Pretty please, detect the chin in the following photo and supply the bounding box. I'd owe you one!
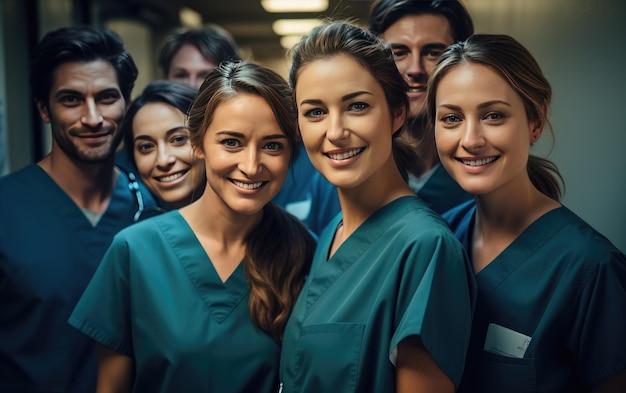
[228,200,268,216]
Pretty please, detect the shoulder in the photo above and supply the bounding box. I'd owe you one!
[550,207,625,267]
[0,165,48,209]
[114,210,181,243]
[442,199,475,228]
[0,164,38,189]
[382,196,464,252]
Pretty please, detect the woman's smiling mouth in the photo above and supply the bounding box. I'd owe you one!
[231,180,265,190]
[156,170,188,183]
[326,148,364,160]
[459,156,499,167]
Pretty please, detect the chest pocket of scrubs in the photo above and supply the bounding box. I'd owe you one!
[474,351,536,393]
[293,322,364,393]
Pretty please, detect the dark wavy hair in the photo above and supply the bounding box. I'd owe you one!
[369,0,474,42]
[30,25,138,106]
[187,61,315,341]
[288,20,416,180]
[425,34,564,201]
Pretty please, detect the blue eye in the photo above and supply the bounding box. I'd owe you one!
[303,108,325,118]
[349,102,369,112]
[441,114,461,123]
[222,138,240,147]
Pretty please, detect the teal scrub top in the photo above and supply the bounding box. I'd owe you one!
[69,211,280,393]
[279,196,475,393]
[0,164,153,393]
[409,164,472,215]
[444,201,626,392]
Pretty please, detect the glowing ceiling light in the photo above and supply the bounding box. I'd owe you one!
[272,19,323,36]
[261,0,328,13]
[179,6,202,27]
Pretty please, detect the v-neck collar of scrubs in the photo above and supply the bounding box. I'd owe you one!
[160,211,248,323]
[302,195,419,314]
[24,164,136,259]
[473,207,569,288]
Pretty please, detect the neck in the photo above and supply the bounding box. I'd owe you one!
[38,149,117,213]
[181,189,262,248]
[470,177,561,272]
[336,156,413,238]
[475,180,558,237]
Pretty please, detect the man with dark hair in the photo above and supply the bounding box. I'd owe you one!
[0,25,155,392]
[370,0,474,214]
[158,23,241,89]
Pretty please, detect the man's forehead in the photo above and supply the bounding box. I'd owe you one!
[51,60,120,91]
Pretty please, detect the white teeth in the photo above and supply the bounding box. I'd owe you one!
[157,172,184,182]
[233,180,263,190]
[328,148,363,160]
[462,157,497,167]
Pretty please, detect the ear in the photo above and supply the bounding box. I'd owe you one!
[35,100,51,124]
[391,106,407,136]
[193,145,205,160]
[529,102,548,144]
[529,121,543,143]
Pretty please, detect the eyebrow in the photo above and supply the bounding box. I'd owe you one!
[134,126,187,141]
[215,130,288,140]
[388,42,448,50]
[54,87,121,98]
[299,90,373,106]
[438,100,512,110]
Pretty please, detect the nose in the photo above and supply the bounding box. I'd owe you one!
[239,147,261,178]
[156,144,176,168]
[461,119,486,151]
[191,76,204,89]
[326,112,348,145]
[405,54,426,83]
[81,99,103,129]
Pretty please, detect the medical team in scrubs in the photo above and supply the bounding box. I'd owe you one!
[369,0,473,214]
[0,26,156,392]
[427,34,626,392]
[279,21,475,393]
[70,61,316,392]
[120,80,205,212]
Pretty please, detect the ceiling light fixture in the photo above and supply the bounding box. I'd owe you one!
[261,0,328,13]
[179,6,202,27]
[272,19,323,36]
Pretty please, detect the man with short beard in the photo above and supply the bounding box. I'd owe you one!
[0,26,155,392]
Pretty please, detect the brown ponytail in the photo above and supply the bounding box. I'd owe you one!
[528,155,564,202]
[244,203,316,342]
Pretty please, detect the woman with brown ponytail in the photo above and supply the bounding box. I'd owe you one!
[69,61,316,393]
[428,34,626,392]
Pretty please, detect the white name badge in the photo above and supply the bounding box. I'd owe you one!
[484,323,532,359]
